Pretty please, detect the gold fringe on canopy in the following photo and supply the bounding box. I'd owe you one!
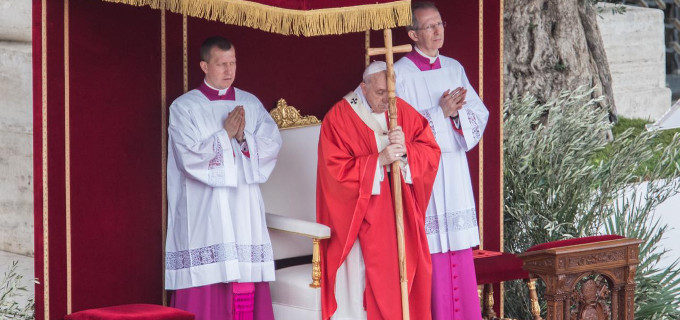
[101,0,412,36]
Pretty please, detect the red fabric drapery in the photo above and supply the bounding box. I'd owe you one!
[244,0,404,10]
[100,0,412,36]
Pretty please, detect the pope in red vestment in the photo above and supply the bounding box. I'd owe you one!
[317,62,440,320]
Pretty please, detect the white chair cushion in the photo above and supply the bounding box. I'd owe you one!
[266,212,331,239]
[271,264,322,313]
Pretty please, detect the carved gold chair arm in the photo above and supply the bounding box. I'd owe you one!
[270,99,321,130]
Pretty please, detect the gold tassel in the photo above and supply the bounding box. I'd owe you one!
[100,0,412,37]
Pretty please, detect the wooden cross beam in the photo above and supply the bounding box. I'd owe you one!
[366,28,412,320]
[365,29,412,138]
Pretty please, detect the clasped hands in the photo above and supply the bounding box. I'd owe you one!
[440,87,467,118]
[378,126,407,167]
[224,106,246,143]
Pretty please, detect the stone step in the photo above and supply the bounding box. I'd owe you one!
[598,4,665,34]
[604,43,665,65]
[612,86,671,120]
[597,3,670,121]
[0,0,31,42]
[0,129,33,257]
[0,41,32,133]
[600,28,663,41]
[0,40,33,256]
[610,65,667,89]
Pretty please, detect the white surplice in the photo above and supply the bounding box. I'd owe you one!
[394,55,489,253]
[165,87,282,290]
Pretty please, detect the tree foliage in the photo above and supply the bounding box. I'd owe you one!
[0,261,35,319]
[503,87,680,319]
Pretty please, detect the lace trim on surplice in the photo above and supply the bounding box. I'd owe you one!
[424,110,437,137]
[166,243,274,270]
[425,208,478,235]
[208,135,225,185]
[465,109,481,141]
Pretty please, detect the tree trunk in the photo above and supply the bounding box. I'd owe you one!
[504,0,617,117]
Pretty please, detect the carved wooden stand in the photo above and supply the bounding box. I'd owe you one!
[519,238,642,320]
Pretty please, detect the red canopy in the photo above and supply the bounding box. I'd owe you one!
[102,0,411,36]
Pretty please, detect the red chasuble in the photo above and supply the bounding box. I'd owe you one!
[316,97,440,320]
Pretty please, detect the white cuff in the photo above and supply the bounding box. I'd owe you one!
[372,159,382,195]
[400,156,412,184]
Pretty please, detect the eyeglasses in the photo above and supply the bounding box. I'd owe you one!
[415,21,446,32]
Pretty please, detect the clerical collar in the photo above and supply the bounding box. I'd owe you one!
[406,46,441,71]
[416,46,439,63]
[198,80,235,101]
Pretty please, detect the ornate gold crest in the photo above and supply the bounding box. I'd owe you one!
[269,99,321,129]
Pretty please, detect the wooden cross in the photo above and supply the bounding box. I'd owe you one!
[366,29,413,320]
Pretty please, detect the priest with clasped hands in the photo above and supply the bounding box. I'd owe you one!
[394,2,490,319]
[165,36,281,320]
